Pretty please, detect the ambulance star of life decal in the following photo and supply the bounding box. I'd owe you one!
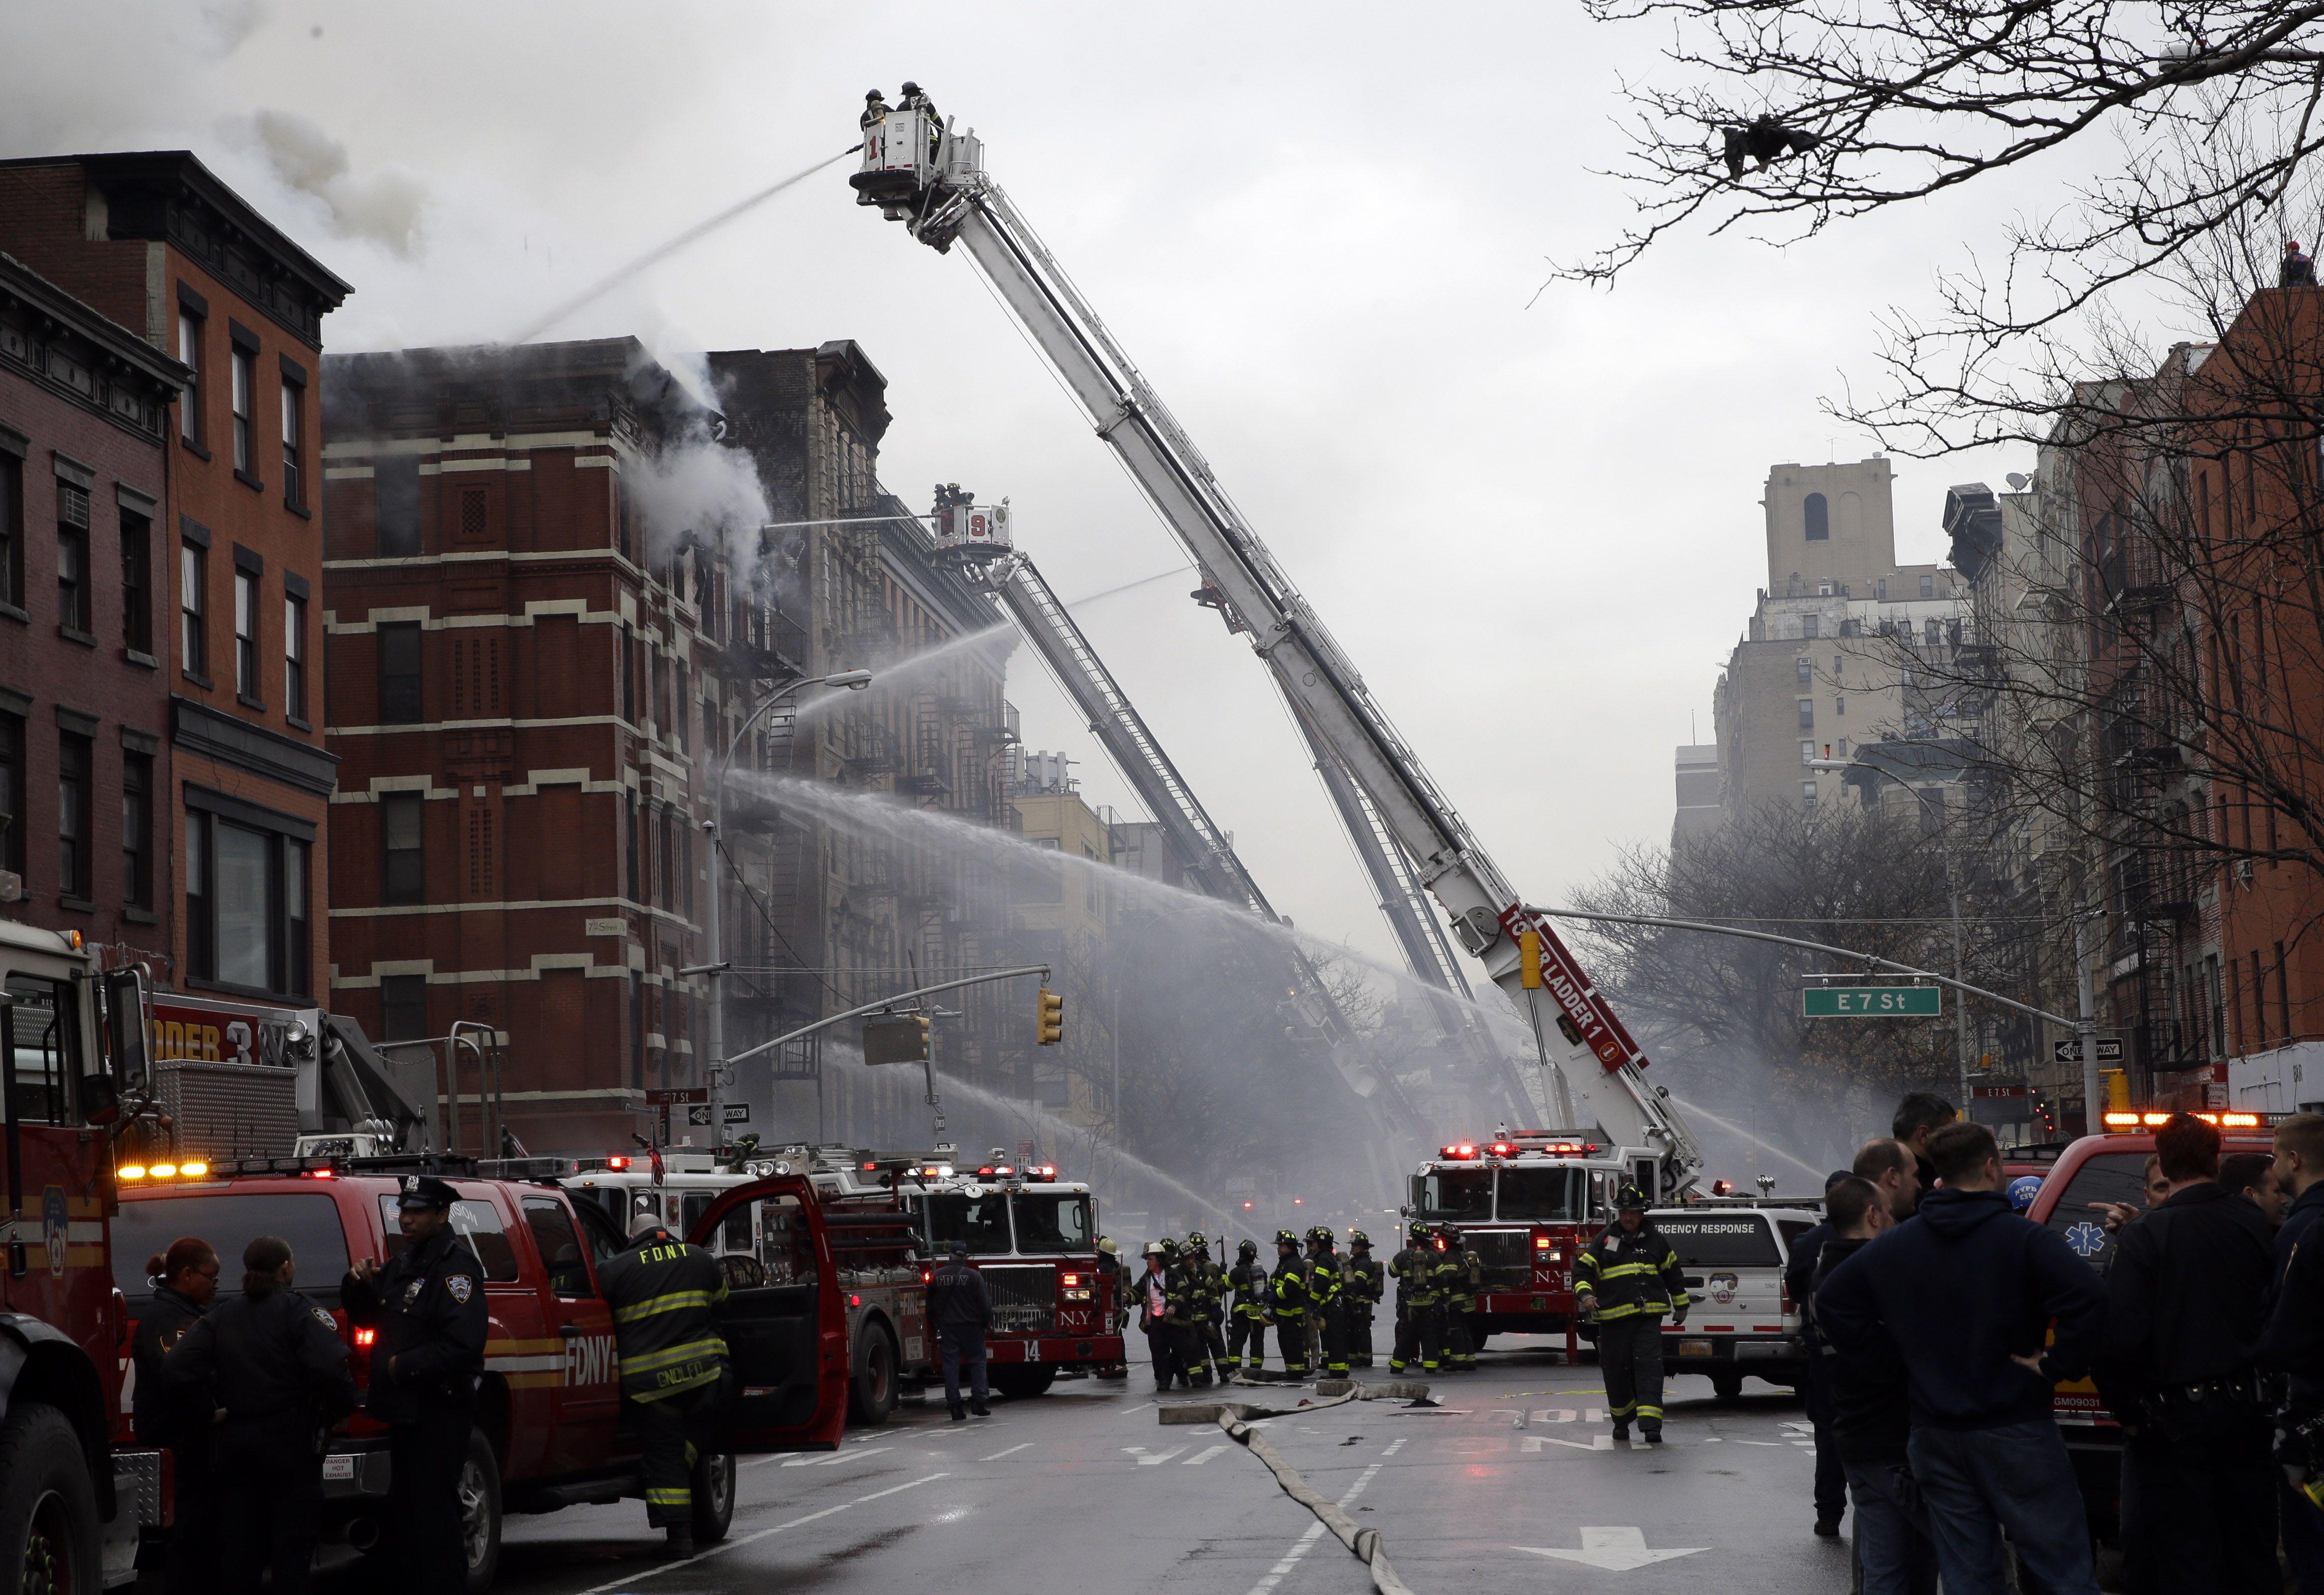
[2063,1222,2107,1258]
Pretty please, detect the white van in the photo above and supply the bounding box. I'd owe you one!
[1649,1206,1818,1401]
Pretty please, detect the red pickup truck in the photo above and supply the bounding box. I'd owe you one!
[2022,1119,2278,1543]
[112,1157,848,1591]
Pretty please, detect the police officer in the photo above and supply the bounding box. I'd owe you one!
[1270,1231,1312,1378]
[1134,1240,1181,1390]
[1305,1227,1348,1377]
[1387,1223,1430,1374]
[342,1173,489,1594]
[134,1237,221,1595]
[1226,1239,1270,1376]
[1573,1184,1688,1443]
[1340,1231,1383,1370]
[602,1214,733,1554]
[2093,1112,2278,1593]
[169,1236,356,1595]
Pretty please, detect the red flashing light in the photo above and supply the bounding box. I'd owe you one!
[354,1327,375,1347]
[1062,1273,1081,1286]
[1242,1201,1254,1209]
[849,1293,862,1307]
[862,1162,877,1172]
[1292,1197,1303,1206]
[1711,1180,1734,1196]
[305,1168,336,1180]
[1488,1142,1514,1157]
[920,1269,933,1284]
[607,1156,631,1170]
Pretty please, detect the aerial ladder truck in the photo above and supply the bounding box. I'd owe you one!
[853,99,1703,1196]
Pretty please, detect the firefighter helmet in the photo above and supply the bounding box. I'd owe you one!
[1305,1224,1333,1247]
[1274,1229,1301,1248]
[1143,1240,1166,1256]
[1615,1183,1652,1211]
[1237,1238,1258,1258]
[1348,1229,1371,1248]
[1185,1230,1208,1251]
[1098,1236,1118,1255]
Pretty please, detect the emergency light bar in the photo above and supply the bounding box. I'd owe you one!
[2101,1110,2276,1130]
[116,1160,212,1181]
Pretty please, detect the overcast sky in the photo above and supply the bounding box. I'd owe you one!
[5,2,2090,970]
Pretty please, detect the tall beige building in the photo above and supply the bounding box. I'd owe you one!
[1764,458,1900,597]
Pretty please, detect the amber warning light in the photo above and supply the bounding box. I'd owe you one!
[2102,1110,2271,1130]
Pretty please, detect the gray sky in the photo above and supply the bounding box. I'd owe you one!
[7,2,2051,970]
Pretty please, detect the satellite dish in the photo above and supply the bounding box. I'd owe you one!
[2005,472,2031,490]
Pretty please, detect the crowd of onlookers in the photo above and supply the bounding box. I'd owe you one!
[1782,1095,2324,1595]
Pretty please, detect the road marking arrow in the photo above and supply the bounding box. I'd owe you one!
[1521,1435,1599,1452]
[1513,1527,1710,1571]
[1123,1446,1187,1466]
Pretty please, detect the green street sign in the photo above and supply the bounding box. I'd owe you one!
[1803,986,1943,1018]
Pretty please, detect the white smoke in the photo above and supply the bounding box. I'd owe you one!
[626,421,770,579]
[237,109,427,258]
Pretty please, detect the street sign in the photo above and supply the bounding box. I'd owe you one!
[1802,986,1942,1017]
[684,1103,751,1126]
[2051,1038,2125,1065]
[645,1087,708,1106]
[1970,1083,2027,1099]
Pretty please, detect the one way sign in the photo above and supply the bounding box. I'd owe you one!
[685,1104,751,1126]
[2053,1037,2124,1064]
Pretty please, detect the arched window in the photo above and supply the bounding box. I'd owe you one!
[1804,492,1830,541]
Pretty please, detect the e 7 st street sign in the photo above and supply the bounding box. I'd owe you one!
[1803,986,1943,1018]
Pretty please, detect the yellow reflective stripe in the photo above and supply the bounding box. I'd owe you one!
[623,1336,728,1372]
[645,1488,691,1504]
[1597,1262,1654,1279]
[613,1289,716,1324]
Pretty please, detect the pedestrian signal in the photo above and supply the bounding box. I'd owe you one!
[1036,987,1064,1046]
[862,1012,931,1065]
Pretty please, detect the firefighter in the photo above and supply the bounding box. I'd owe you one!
[1179,1232,1219,1386]
[1573,1183,1689,1444]
[1196,1234,1231,1381]
[1094,1236,1130,1377]
[1269,1230,1312,1378]
[599,1214,732,1556]
[1306,1226,1349,1377]
[1387,1222,1431,1373]
[342,1173,489,1595]
[1428,1227,1470,1373]
[1134,1240,1182,1390]
[860,89,889,131]
[1446,1228,1484,1371]
[1343,1230,1384,1370]
[1227,1239,1271,1376]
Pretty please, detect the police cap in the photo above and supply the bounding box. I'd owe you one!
[949,1239,969,1258]
[395,1173,458,1211]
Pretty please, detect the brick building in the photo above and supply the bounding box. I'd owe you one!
[0,153,350,1007]
[0,254,184,959]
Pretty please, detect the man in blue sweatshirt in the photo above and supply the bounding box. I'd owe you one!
[1818,1121,2108,1595]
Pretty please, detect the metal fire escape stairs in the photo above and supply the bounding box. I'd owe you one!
[853,106,1701,1191]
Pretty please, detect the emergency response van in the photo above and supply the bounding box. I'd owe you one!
[2023,1114,2279,1543]
[114,1157,850,1591]
[1651,1204,1817,1401]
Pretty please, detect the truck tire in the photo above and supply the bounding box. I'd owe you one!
[847,1324,898,1426]
[1710,1371,1744,1403]
[458,1428,503,1595]
[689,1451,736,1545]
[0,1404,100,1595]
[991,1364,1055,1400]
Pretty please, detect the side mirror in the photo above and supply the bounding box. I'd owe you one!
[102,969,150,1093]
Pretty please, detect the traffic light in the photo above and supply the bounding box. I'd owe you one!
[862,1012,931,1065]
[1036,987,1064,1046]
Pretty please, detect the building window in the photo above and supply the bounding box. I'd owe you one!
[1920,573,1936,598]
[122,752,151,911]
[376,457,420,557]
[1803,780,1820,806]
[230,347,255,476]
[177,309,204,445]
[234,568,259,701]
[626,790,640,902]
[57,732,90,901]
[0,714,19,879]
[380,975,429,1042]
[1795,657,1812,685]
[381,793,425,905]
[1924,617,1941,647]
[2278,942,2292,1043]
[621,627,635,723]
[1797,697,1815,729]
[458,487,487,541]
[120,509,151,655]
[1804,492,1829,541]
[180,540,206,679]
[284,591,307,721]
[184,807,311,996]
[378,622,422,723]
[1918,785,1946,835]
[56,483,90,635]
[1800,739,1816,765]
[281,378,304,509]
[1801,613,1820,640]
[0,452,20,608]
[1834,695,1846,717]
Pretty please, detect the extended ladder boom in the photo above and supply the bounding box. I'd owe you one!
[851,107,1700,1191]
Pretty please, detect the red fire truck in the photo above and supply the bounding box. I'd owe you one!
[1404,1132,1662,1354]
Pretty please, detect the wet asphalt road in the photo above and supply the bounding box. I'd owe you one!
[458,1337,1860,1595]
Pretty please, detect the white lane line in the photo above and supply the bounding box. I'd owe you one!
[1121,1402,1156,1415]
[1183,1444,1231,1465]
[1733,1439,1781,1447]
[1124,1446,1188,1466]
[1381,1437,1406,1457]
[1245,1522,1329,1595]
[979,1442,1032,1461]
[572,1473,948,1594]
[1339,1462,1383,1506]
[783,1445,893,1468]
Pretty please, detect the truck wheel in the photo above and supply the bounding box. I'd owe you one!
[0,1405,98,1595]
[688,1451,736,1545]
[848,1324,899,1425]
[992,1364,1056,1400]
[458,1428,503,1595]
[1710,1371,1744,1403]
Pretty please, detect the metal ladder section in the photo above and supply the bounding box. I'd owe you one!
[996,557,1274,916]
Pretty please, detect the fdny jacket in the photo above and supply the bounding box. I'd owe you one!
[1270,1254,1311,1323]
[167,1286,356,1442]
[1387,1244,1428,1307]
[1574,1221,1688,1321]
[1227,1257,1272,1320]
[598,1232,731,1402]
[341,1228,489,1422]
[1342,1250,1384,1311]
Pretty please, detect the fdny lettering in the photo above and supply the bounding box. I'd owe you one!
[637,1244,687,1264]
[565,1334,616,1386]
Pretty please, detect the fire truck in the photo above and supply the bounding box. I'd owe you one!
[561,1145,935,1424]
[1405,1132,1656,1353]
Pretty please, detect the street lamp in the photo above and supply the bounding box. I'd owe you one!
[697,668,874,1148]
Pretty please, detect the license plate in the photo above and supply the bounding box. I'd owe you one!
[322,1455,356,1481]
[1676,1340,1715,1358]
